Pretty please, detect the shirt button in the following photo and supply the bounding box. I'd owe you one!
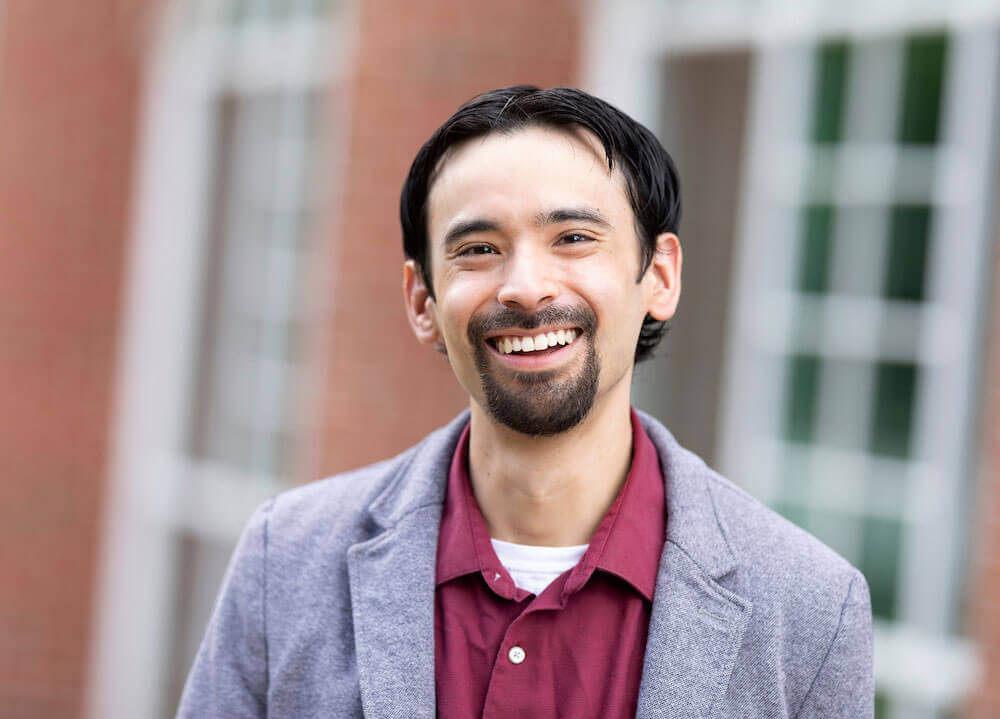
[508,646,526,665]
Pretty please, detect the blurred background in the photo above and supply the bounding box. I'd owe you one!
[1,0,998,717]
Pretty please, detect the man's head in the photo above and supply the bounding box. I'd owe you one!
[401,86,682,435]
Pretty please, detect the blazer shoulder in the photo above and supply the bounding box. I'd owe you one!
[703,469,874,715]
[704,466,862,609]
[261,442,422,551]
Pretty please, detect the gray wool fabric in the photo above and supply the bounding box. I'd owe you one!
[176,410,874,718]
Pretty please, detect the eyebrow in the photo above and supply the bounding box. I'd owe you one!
[534,206,612,229]
[443,218,501,249]
[443,206,612,250]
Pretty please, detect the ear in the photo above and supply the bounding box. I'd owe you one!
[403,260,444,351]
[643,232,682,321]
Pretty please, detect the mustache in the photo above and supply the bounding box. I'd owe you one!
[467,305,597,344]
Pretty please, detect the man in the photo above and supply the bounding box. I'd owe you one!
[178,86,873,718]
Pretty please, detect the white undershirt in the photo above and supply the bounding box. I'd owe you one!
[490,538,589,596]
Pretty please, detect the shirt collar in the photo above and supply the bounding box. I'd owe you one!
[435,408,666,602]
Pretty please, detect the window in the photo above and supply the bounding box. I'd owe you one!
[718,27,995,719]
[587,4,998,717]
[89,1,341,717]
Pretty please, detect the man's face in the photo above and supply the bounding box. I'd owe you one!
[405,126,679,435]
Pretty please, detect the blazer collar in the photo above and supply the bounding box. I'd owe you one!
[635,409,739,580]
[365,408,739,577]
[366,410,471,529]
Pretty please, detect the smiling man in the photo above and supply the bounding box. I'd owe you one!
[178,87,874,718]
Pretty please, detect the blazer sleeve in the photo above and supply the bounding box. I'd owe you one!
[175,499,274,719]
[794,570,875,719]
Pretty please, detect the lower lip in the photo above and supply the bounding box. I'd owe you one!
[486,336,582,370]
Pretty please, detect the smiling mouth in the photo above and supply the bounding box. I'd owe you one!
[489,328,580,355]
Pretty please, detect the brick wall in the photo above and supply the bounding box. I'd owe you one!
[0,2,152,716]
[968,188,1000,717]
[315,0,583,476]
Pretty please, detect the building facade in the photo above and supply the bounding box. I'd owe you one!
[0,1,997,718]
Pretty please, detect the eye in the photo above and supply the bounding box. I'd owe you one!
[457,243,498,256]
[558,233,595,245]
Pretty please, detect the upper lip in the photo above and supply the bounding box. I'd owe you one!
[484,326,582,341]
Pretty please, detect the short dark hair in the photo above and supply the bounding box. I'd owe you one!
[399,85,682,363]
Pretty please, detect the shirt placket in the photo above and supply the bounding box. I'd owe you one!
[480,575,574,718]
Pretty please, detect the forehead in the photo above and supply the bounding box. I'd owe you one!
[426,126,632,240]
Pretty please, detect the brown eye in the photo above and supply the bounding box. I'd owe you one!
[459,244,498,256]
[559,233,594,245]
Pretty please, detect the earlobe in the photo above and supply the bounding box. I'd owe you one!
[403,260,443,348]
[645,233,682,322]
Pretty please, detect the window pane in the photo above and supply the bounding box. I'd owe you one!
[874,690,890,719]
[812,40,849,144]
[861,517,901,619]
[784,355,821,443]
[870,362,917,458]
[773,501,808,529]
[187,91,319,477]
[885,205,931,301]
[898,33,948,144]
[799,205,834,294]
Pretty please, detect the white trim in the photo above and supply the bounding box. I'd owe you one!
[580,0,665,131]
[85,4,343,717]
[743,291,961,364]
[874,619,981,709]
[85,21,219,716]
[897,24,1000,639]
[716,41,816,484]
[643,0,1000,52]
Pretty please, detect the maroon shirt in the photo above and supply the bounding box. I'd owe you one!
[434,409,666,718]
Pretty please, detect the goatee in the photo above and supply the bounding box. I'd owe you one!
[469,305,599,436]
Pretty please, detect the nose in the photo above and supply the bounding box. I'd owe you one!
[496,249,559,312]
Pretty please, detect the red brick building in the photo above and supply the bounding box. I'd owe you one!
[0,1,997,718]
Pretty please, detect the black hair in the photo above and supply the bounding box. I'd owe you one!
[399,85,682,363]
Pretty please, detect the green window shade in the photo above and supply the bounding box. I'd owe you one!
[885,205,931,301]
[870,362,917,458]
[799,205,834,293]
[898,33,949,144]
[861,517,902,619]
[874,691,890,719]
[773,502,808,529]
[812,41,849,144]
[784,355,820,443]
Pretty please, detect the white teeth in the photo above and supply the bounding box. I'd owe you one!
[494,329,580,354]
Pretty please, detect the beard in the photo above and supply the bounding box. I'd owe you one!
[468,305,599,436]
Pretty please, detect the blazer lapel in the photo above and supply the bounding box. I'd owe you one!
[345,411,469,719]
[635,411,753,718]
[348,507,440,719]
[635,545,752,718]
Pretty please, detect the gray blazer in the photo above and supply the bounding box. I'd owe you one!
[177,410,873,718]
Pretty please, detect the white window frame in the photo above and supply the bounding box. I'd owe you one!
[84,2,355,718]
[583,1,997,716]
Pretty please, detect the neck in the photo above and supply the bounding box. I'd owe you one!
[467,383,634,546]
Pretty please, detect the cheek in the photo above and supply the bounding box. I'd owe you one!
[573,270,646,356]
[434,279,486,349]
[571,263,637,322]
